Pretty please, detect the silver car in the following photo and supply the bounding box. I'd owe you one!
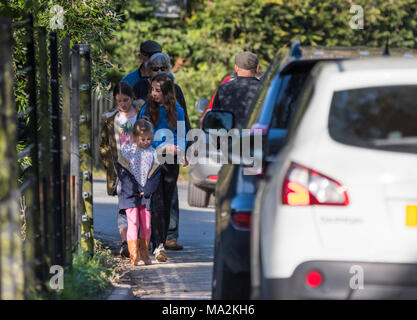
[187,98,222,207]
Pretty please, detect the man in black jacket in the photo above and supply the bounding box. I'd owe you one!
[212,51,261,128]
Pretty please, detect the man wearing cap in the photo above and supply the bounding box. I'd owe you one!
[212,51,261,128]
[122,40,162,88]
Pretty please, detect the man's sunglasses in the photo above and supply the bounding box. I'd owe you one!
[151,66,168,72]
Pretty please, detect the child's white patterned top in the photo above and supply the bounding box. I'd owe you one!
[120,144,157,187]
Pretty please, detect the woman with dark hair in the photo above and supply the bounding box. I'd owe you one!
[99,81,140,259]
[138,73,187,262]
[134,53,190,251]
[133,53,190,132]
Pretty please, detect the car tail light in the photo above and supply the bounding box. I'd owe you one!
[305,270,323,288]
[232,212,251,230]
[208,175,218,181]
[282,162,349,206]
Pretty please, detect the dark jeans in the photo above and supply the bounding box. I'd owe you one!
[167,185,179,240]
[151,163,179,251]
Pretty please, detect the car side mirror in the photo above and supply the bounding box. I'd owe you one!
[195,98,209,114]
[202,110,234,134]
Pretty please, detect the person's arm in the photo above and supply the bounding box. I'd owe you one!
[119,143,128,159]
[175,84,191,133]
[176,105,187,154]
[174,84,192,158]
[99,119,112,170]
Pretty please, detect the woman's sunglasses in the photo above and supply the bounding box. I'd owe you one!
[151,66,168,72]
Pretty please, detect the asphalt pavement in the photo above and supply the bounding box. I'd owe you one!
[93,178,215,299]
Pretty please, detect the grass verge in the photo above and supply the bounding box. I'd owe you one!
[56,240,118,300]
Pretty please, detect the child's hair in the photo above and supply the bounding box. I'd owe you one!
[147,73,177,130]
[113,81,134,100]
[132,119,154,140]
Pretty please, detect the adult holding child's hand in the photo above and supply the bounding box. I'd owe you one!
[161,144,180,155]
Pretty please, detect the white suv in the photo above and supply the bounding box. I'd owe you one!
[251,57,417,299]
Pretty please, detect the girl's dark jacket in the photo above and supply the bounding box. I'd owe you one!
[114,154,161,211]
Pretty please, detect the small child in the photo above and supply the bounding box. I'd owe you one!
[115,119,160,266]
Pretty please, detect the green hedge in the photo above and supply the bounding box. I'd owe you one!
[107,0,417,128]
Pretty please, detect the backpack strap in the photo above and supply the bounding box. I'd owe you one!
[137,104,150,121]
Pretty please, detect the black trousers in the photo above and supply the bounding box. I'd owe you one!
[151,163,179,251]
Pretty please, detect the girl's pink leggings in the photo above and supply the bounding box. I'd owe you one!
[125,205,151,240]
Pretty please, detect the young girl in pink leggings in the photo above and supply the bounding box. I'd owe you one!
[116,119,161,266]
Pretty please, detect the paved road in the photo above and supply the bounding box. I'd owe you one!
[93,179,215,299]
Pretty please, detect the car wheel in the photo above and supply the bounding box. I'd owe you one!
[187,179,209,207]
[212,242,250,300]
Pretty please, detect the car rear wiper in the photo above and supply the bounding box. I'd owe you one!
[372,136,417,147]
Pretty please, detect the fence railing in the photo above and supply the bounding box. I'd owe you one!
[0,14,96,299]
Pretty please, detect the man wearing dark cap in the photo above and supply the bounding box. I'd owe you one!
[122,40,162,88]
[212,51,261,128]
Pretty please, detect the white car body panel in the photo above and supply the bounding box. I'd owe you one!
[261,59,417,280]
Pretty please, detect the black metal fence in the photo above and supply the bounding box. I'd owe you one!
[0,15,94,299]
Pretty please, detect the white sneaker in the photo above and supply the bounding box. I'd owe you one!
[153,244,167,262]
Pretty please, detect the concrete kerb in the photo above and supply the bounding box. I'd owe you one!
[107,283,135,300]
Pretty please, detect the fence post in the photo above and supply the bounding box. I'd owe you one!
[50,32,64,268]
[61,37,73,266]
[37,26,54,275]
[77,44,94,254]
[72,44,94,254]
[96,94,104,167]
[0,16,24,300]
[71,45,81,252]
[22,15,45,297]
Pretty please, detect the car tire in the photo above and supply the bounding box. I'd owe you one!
[212,242,250,300]
[187,179,209,207]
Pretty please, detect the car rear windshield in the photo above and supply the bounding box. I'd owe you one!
[329,86,417,154]
[259,64,314,128]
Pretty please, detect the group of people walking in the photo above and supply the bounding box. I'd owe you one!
[100,39,260,266]
[100,40,189,265]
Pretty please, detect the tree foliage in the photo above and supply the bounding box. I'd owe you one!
[107,0,417,128]
[0,0,122,169]
[0,0,123,95]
